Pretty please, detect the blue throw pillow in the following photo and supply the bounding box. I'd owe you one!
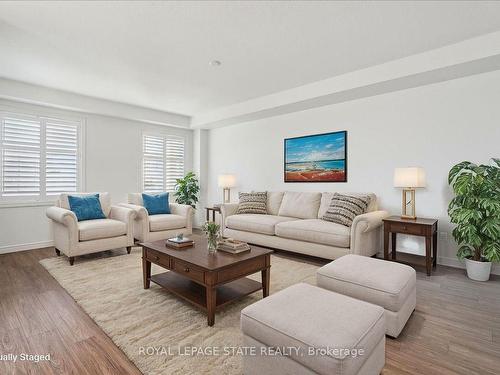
[68,194,106,221]
[142,192,171,215]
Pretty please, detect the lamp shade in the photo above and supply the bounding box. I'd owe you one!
[218,174,236,188]
[393,167,426,188]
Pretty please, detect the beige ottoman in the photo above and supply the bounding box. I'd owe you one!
[317,254,416,338]
[241,283,385,375]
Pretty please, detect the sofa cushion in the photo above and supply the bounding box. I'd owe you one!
[275,219,350,247]
[266,191,284,215]
[241,283,385,375]
[316,254,416,312]
[236,192,267,214]
[278,192,321,219]
[78,219,127,241]
[142,192,171,215]
[318,192,377,218]
[226,214,298,235]
[322,193,372,227]
[59,192,111,217]
[68,194,106,222]
[149,214,186,232]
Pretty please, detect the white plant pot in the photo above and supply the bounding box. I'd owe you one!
[465,258,492,282]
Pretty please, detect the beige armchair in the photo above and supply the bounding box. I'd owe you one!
[46,192,136,265]
[120,193,193,243]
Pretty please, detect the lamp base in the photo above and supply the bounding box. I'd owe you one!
[401,188,416,219]
[222,188,231,204]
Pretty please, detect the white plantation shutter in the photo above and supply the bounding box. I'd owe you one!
[0,110,82,202]
[143,134,184,193]
[1,114,41,196]
[45,117,79,195]
[165,136,185,191]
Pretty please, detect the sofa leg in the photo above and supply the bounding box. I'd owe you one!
[126,246,132,254]
[55,248,61,256]
[69,257,75,266]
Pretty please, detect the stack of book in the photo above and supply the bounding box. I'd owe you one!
[218,239,251,254]
[166,237,194,249]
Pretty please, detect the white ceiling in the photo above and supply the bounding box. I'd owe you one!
[1,1,500,117]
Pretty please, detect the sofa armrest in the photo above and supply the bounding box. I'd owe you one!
[118,203,148,220]
[170,203,194,230]
[350,210,390,257]
[46,206,78,227]
[109,205,136,223]
[46,206,79,253]
[220,203,239,220]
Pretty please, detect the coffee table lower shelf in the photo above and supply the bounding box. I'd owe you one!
[150,271,262,311]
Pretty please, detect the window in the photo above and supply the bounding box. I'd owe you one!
[0,110,82,202]
[143,134,185,193]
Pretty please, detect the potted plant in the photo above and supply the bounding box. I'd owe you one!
[448,159,500,281]
[202,221,220,254]
[174,172,200,209]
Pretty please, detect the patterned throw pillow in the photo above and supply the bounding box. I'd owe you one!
[236,192,267,214]
[322,193,371,227]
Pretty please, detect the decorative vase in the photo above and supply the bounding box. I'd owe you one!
[465,258,492,282]
[207,234,218,254]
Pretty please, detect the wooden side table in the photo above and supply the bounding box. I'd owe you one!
[205,206,221,222]
[383,216,438,276]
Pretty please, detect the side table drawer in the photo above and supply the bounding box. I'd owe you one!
[171,259,205,284]
[146,249,170,268]
[390,222,424,235]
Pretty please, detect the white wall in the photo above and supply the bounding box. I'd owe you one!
[207,70,500,272]
[0,100,193,252]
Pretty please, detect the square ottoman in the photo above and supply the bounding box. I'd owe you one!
[317,254,416,338]
[241,283,385,375]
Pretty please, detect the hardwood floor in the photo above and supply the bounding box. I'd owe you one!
[1,246,499,374]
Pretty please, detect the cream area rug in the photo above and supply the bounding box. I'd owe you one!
[40,248,319,375]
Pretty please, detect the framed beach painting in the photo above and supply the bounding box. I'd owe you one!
[284,131,347,182]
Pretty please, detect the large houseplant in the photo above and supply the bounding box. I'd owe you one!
[448,159,500,281]
[174,172,200,209]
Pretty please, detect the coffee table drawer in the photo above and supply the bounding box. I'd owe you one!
[217,257,266,284]
[146,249,170,268]
[171,259,205,283]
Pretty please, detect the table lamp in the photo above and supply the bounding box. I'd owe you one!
[393,167,426,219]
[218,174,236,203]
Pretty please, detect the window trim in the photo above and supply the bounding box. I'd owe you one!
[141,131,186,194]
[0,102,86,208]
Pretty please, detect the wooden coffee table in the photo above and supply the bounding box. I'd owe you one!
[141,235,273,326]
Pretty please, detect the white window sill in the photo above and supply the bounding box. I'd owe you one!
[0,201,55,209]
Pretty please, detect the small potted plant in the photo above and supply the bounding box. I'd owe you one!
[448,159,500,281]
[202,221,220,254]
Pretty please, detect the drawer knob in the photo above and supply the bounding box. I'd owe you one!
[184,267,190,272]
[155,256,159,261]
[403,226,407,231]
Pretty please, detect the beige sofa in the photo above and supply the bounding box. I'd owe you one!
[46,192,136,265]
[120,193,193,242]
[221,191,389,260]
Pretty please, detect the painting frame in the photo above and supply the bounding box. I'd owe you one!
[284,130,348,183]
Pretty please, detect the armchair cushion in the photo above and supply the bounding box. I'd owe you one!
[78,219,127,241]
[68,194,106,221]
[142,193,171,215]
[149,214,186,232]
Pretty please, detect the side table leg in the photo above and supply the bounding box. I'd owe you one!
[384,229,389,260]
[433,231,438,268]
[391,232,397,260]
[425,235,432,276]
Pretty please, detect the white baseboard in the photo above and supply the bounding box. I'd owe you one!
[438,255,500,276]
[0,240,54,254]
